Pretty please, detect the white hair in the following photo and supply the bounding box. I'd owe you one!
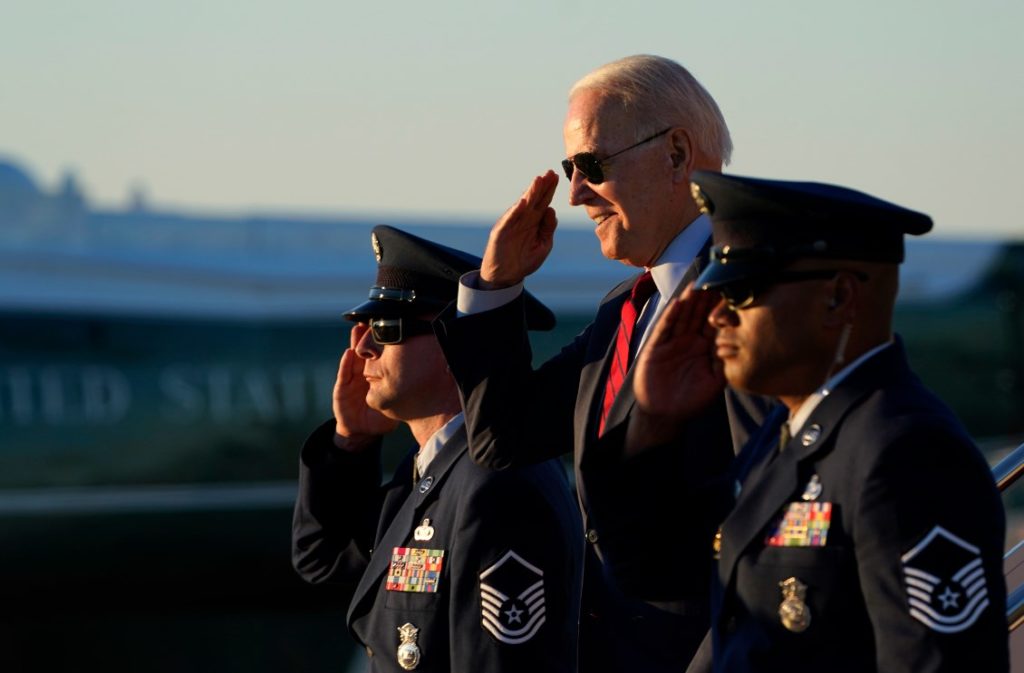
[569,54,733,166]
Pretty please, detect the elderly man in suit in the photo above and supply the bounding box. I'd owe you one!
[292,226,582,672]
[632,171,1008,672]
[434,55,762,672]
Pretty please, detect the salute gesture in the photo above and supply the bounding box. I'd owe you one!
[479,170,560,289]
[332,323,398,450]
[628,284,725,449]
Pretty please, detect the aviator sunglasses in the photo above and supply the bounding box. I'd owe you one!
[718,269,869,311]
[368,317,434,345]
[561,128,671,184]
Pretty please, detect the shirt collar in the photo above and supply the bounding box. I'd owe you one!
[648,214,711,298]
[415,412,464,477]
[788,340,895,434]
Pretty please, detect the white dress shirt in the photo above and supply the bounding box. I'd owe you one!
[415,412,465,478]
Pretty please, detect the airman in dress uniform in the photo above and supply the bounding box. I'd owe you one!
[632,172,1009,672]
[291,226,582,672]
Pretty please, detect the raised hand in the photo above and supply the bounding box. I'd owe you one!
[333,323,399,450]
[628,284,725,448]
[479,171,559,288]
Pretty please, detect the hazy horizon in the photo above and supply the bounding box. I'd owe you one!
[5,0,1022,239]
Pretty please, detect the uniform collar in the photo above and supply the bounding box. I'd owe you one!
[787,340,894,436]
[415,412,464,477]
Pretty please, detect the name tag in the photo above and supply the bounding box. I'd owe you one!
[766,502,832,547]
[386,547,445,593]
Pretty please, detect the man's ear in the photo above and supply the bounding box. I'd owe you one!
[823,272,859,328]
[669,128,695,183]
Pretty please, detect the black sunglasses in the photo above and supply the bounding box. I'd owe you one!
[561,128,671,185]
[368,317,434,345]
[718,269,869,311]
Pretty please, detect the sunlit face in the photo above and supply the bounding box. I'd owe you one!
[354,320,456,422]
[562,90,687,268]
[707,273,833,398]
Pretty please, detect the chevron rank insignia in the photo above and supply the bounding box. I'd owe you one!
[479,551,546,645]
[386,547,444,593]
[901,526,990,633]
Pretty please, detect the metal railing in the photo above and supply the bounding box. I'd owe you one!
[993,442,1024,631]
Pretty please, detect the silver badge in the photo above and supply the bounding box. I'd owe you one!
[418,476,434,494]
[396,623,421,670]
[414,518,435,541]
[778,577,811,633]
[800,424,822,447]
[801,474,823,501]
[372,232,383,262]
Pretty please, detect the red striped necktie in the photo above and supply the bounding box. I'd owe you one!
[598,270,657,436]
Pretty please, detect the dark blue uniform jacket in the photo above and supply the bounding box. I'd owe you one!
[711,341,1008,672]
[292,420,582,673]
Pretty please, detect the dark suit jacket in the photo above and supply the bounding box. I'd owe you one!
[292,420,582,673]
[711,341,1008,672]
[435,256,758,672]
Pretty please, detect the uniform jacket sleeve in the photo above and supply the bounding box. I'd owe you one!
[444,465,583,673]
[853,417,1008,672]
[291,419,389,586]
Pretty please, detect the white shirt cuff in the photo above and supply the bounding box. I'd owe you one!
[456,270,524,316]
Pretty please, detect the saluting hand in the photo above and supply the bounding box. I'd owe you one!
[479,171,559,288]
[628,284,725,448]
[333,323,399,450]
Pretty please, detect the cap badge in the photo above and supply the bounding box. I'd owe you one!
[690,182,712,215]
[778,576,811,633]
[396,623,421,670]
[372,232,383,262]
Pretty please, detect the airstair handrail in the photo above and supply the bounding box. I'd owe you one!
[1008,582,1024,632]
[997,443,1024,632]
[993,442,1024,492]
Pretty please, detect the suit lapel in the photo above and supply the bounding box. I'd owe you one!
[346,426,469,626]
[375,452,415,543]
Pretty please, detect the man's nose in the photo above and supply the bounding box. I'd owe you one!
[708,296,738,328]
[354,325,382,359]
[567,169,596,206]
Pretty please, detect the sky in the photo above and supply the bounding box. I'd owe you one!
[3,0,1023,239]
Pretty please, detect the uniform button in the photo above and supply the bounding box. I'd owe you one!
[586,529,599,544]
[365,645,374,657]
